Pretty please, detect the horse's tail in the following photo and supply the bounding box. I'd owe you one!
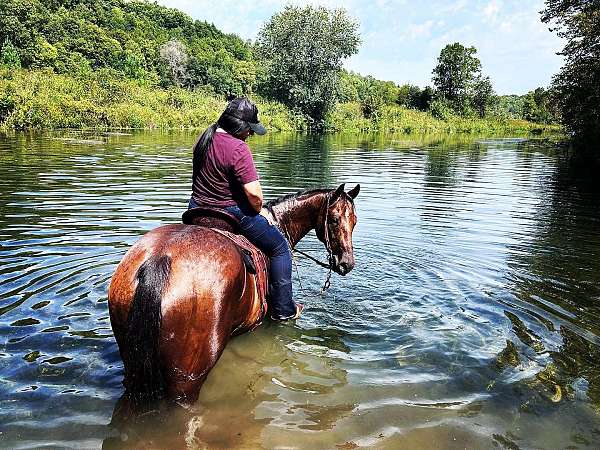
[122,254,171,404]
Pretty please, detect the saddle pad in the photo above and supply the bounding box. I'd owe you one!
[211,229,269,319]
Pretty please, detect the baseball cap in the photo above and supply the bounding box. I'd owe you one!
[223,97,267,135]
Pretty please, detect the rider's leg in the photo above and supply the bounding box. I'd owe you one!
[225,207,297,320]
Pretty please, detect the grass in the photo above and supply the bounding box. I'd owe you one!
[0,69,561,135]
[327,102,560,134]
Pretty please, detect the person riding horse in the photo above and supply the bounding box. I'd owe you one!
[188,97,302,321]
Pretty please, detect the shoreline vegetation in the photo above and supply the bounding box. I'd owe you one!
[0,69,559,135]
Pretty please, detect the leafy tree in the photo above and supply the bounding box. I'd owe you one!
[255,5,360,128]
[472,75,496,118]
[1,38,21,68]
[542,0,600,147]
[432,42,498,117]
[122,50,147,82]
[522,87,558,124]
[414,86,434,111]
[397,84,421,107]
[355,76,398,119]
[495,95,525,119]
[397,84,434,111]
[432,42,482,114]
[0,0,257,94]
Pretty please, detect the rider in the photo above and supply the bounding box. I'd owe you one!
[188,97,302,321]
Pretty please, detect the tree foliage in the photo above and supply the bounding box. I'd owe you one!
[542,0,600,147]
[522,87,559,124]
[255,5,360,128]
[1,38,21,68]
[0,0,253,95]
[432,42,497,117]
[432,43,481,111]
[159,39,188,87]
[339,71,399,119]
[472,75,496,118]
[397,84,434,111]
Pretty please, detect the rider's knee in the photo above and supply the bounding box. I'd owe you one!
[272,239,291,258]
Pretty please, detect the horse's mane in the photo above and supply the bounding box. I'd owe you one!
[266,188,331,208]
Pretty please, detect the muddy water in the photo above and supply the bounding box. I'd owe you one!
[1,132,599,449]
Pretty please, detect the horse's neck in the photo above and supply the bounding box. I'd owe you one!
[272,193,326,248]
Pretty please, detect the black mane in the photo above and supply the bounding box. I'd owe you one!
[266,188,331,208]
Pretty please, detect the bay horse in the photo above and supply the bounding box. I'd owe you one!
[108,183,360,407]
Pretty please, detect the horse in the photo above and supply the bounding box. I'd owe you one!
[108,183,360,407]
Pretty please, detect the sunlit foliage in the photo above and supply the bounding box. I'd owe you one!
[542,0,600,149]
[256,5,360,129]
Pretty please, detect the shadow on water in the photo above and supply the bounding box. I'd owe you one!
[483,147,600,447]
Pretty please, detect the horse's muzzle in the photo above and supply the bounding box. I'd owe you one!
[333,255,354,276]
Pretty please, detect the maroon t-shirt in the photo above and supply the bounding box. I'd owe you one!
[191,131,259,208]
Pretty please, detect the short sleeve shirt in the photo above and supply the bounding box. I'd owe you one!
[191,131,259,208]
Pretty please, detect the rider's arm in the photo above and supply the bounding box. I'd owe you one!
[243,180,263,213]
[232,143,262,212]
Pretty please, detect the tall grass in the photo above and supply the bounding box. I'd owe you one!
[326,102,560,134]
[0,69,560,135]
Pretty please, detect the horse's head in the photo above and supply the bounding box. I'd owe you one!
[317,183,360,276]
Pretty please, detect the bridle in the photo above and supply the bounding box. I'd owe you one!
[271,193,335,294]
[294,193,334,293]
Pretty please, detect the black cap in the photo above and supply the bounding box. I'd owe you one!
[223,97,267,135]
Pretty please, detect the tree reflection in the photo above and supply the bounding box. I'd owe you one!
[502,149,600,411]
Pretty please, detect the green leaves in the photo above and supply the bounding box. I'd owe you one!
[432,42,496,118]
[0,0,256,96]
[542,0,600,148]
[255,5,360,129]
[1,38,21,69]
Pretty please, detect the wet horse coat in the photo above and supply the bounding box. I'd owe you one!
[108,184,360,405]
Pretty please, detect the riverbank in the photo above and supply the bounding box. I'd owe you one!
[0,69,560,134]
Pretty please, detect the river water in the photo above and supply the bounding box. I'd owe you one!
[0,132,599,449]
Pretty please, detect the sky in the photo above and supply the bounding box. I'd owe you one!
[156,0,564,95]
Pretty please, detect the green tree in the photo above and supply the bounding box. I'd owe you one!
[494,95,525,119]
[542,0,599,148]
[472,75,496,118]
[1,38,21,68]
[256,5,360,129]
[522,87,558,124]
[397,84,434,111]
[432,42,482,114]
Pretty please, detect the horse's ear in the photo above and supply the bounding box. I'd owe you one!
[348,184,360,199]
[331,183,345,201]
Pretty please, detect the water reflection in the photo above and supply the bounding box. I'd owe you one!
[500,146,600,420]
[1,131,600,449]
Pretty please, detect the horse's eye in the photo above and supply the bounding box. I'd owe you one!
[330,216,340,225]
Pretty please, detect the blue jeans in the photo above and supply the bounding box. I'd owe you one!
[188,198,296,320]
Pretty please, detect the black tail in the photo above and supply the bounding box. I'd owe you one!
[122,255,171,404]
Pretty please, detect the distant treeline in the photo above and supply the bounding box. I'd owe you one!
[0,0,559,133]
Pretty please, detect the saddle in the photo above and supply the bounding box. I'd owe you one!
[182,207,269,320]
[182,207,240,233]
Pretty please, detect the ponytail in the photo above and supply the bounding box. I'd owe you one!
[192,123,218,173]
